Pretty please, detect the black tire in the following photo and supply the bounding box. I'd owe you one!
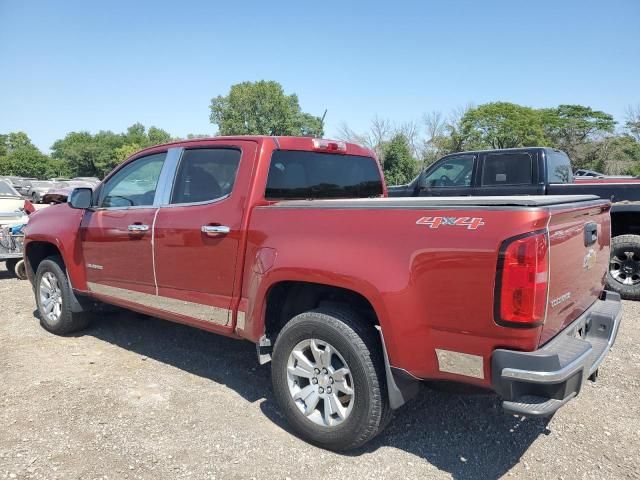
[35,256,89,334]
[606,234,640,300]
[271,306,390,451]
[5,258,18,275]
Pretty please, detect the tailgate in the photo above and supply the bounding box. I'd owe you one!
[540,200,611,345]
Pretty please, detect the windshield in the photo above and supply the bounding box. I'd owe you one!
[0,181,20,197]
[265,150,383,200]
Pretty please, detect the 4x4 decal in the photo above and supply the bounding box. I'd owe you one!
[416,216,485,230]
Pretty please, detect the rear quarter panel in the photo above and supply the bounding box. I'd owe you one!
[242,204,552,387]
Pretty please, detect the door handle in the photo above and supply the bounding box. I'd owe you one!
[128,224,149,232]
[584,222,598,246]
[201,225,230,237]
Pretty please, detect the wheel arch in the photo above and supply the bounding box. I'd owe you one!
[24,240,63,283]
[610,205,640,237]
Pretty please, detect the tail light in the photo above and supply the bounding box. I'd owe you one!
[312,138,347,152]
[23,200,35,214]
[495,231,549,327]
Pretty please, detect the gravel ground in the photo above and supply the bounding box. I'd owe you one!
[0,264,638,480]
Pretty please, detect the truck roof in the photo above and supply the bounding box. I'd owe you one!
[441,146,563,156]
[129,136,376,161]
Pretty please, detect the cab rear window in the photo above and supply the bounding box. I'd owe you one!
[265,150,383,200]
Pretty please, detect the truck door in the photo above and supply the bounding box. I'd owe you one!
[80,151,167,298]
[417,153,477,197]
[152,142,257,327]
[476,151,542,195]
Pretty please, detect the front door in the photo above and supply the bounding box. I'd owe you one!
[153,143,255,327]
[80,152,167,299]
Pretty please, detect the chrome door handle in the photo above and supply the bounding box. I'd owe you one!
[128,224,149,232]
[201,225,230,236]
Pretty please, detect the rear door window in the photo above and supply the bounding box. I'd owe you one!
[171,148,241,204]
[481,153,533,186]
[265,151,382,199]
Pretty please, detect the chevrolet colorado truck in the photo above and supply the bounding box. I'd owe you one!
[24,137,622,450]
[389,147,640,300]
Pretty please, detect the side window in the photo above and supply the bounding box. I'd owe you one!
[171,148,241,204]
[98,153,166,208]
[481,153,533,186]
[547,151,572,183]
[421,155,475,188]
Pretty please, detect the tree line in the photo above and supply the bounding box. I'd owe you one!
[1,80,638,185]
[338,102,640,184]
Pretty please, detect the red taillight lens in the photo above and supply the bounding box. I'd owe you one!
[495,231,549,327]
[23,200,35,214]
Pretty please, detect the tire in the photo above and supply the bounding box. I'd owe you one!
[35,256,89,334]
[31,193,38,204]
[14,259,27,280]
[5,258,18,275]
[606,234,640,300]
[271,306,390,451]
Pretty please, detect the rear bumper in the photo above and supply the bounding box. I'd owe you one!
[491,290,622,417]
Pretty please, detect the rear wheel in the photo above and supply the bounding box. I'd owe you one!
[607,234,640,300]
[35,256,89,334]
[271,307,390,451]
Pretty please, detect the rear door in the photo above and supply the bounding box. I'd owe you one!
[80,152,167,297]
[418,153,477,197]
[477,151,542,195]
[152,141,256,327]
[540,200,611,344]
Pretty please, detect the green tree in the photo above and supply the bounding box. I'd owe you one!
[381,134,418,185]
[51,124,174,177]
[459,102,546,149]
[540,104,616,161]
[209,80,323,136]
[0,132,65,178]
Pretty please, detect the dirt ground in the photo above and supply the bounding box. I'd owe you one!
[0,264,638,480]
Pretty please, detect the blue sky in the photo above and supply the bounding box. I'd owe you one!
[1,0,638,152]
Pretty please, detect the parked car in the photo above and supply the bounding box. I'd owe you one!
[11,177,38,196]
[0,180,33,277]
[24,137,621,451]
[0,180,34,223]
[389,147,640,299]
[71,176,100,186]
[42,180,96,204]
[27,180,60,203]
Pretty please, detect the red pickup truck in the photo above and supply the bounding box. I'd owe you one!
[23,136,622,450]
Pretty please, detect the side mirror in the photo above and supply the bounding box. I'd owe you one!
[68,188,93,209]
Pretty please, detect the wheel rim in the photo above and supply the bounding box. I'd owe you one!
[286,338,355,427]
[39,272,63,322]
[610,250,640,286]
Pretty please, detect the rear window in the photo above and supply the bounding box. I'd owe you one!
[546,150,572,183]
[482,153,533,186]
[265,150,383,200]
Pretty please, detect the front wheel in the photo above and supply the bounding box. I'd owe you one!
[271,307,390,451]
[35,256,89,334]
[606,234,640,300]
